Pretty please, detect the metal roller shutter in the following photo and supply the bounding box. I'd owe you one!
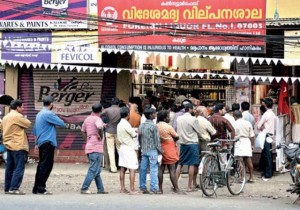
[19,68,105,150]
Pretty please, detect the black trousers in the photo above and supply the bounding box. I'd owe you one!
[33,142,55,193]
[259,141,273,178]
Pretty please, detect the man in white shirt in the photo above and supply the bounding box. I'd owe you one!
[195,106,216,151]
[117,107,138,194]
[241,101,254,128]
[257,98,276,181]
[176,103,201,192]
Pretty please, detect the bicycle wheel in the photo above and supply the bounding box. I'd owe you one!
[199,155,219,197]
[226,157,246,195]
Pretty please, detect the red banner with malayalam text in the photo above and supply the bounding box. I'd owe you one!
[98,0,266,53]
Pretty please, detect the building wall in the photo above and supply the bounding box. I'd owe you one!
[267,0,300,18]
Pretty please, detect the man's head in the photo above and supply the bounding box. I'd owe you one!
[225,105,232,115]
[10,99,24,113]
[144,108,156,120]
[263,98,273,109]
[111,97,120,106]
[241,101,250,111]
[232,103,240,112]
[157,110,170,123]
[92,103,102,113]
[214,103,225,115]
[43,96,54,110]
[184,103,193,114]
[233,110,243,120]
[120,106,130,119]
[196,106,208,117]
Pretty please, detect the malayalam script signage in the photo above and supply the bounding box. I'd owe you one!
[98,0,266,53]
[33,71,103,116]
[0,0,87,29]
[1,32,52,63]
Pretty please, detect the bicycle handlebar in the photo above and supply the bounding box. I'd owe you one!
[213,138,240,142]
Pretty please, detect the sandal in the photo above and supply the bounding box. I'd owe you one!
[186,188,197,192]
[120,189,129,193]
[128,190,139,195]
[247,180,255,183]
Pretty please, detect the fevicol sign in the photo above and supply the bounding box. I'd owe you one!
[42,0,69,10]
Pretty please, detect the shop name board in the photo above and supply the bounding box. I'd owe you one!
[1,32,52,63]
[38,85,95,106]
[33,71,103,116]
[0,0,88,29]
[57,46,99,63]
[98,0,266,53]
[43,0,68,9]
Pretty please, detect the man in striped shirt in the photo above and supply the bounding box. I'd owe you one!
[138,108,162,194]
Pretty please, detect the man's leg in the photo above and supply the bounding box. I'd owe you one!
[9,150,26,191]
[187,165,195,191]
[81,153,98,191]
[167,164,180,192]
[106,133,117,172]
[119,167,126,193]
[139,153,149,191]
[114,134,121,154]
[193,167,199,188]
[245,157,254,181]
[34,142,55,193]
[158,164,165,193]
[149,150,159,192]
[5,150,14,192]
[264,142,272,178]
[129,169,136,192]
[176,164,182,181]
[94,153,105,193]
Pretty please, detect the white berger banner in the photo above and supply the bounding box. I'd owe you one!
[33,70,103,116]
[52,31,102,64]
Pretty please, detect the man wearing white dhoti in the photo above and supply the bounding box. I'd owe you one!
[233,110,255,183]
[117,106,139,195]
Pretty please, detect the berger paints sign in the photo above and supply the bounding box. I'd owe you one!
[33,70,103,116]
[42,0,69,10]
[0,0,87,29]
[52,31,101,64]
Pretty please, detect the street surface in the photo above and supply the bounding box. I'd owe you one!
[0,163,299,210]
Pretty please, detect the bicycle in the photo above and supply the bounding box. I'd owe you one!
[199,138,246,197]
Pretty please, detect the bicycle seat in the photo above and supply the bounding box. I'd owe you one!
[207,141,221,147]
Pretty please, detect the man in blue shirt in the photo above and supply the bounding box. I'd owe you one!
[32,96,65,195]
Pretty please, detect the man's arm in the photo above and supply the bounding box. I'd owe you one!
[154,126,163,154]
[16,117,32,129]
[169,126,179,141]
[257,114,266,131]
[47,112,65,127]
[224,119,235,139]
[206,121,217,136]
[82,131,87,142]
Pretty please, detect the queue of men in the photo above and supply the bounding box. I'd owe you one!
[0,95,276,195]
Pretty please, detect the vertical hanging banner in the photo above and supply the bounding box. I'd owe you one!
[1,32,52,63]
[98,0,266,53]
[0,0,87,29]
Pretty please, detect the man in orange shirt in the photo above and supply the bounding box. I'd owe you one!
[2,100,31,195]
[128,103,141,153]
[157,110,182,194]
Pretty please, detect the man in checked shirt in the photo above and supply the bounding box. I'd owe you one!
[138,107,163,194]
